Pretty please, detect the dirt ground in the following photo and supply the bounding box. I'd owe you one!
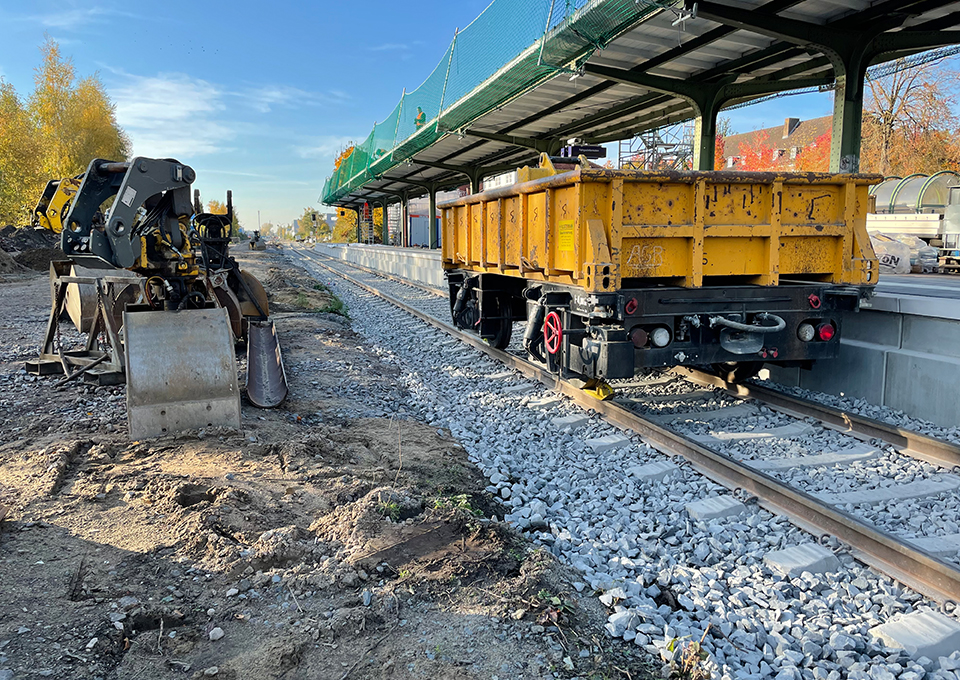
[0,245,654,680]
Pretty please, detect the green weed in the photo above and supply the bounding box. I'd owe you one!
[377,501,401,521]
[431,493,483,516]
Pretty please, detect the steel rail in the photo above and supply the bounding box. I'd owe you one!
[678,367,960,470]
[309,251,446,297]
[290,246,960,605]
[309,250,960,468]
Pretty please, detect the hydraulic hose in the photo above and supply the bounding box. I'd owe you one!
[709,312,786,334]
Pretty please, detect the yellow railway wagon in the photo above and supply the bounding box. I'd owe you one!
[440,156,879,385]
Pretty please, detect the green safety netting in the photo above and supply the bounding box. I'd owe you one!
[323,0,666,203]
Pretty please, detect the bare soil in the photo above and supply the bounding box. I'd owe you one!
[0,245,654,680]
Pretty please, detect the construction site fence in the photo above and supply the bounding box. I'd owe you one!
[321,0,664,204]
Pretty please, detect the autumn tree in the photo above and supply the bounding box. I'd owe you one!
[0,38,129,225]
[294,207,331,240]
[793,131,832,172]
[736,130,774,171]
[331,205,384,243]
[332,208,358,243]
[714,116,733,170]
[0,82,41,225]
[30,37,129,181]
[861,59,959,175]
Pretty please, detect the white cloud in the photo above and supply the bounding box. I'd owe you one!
[369,43,410,52]
[295,135,356,160]
[4,6,144,30]
[235,84,351,113]
[239,84,325,113]
[110,72,237,157]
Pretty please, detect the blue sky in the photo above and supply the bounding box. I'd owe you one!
[0,0,832,226]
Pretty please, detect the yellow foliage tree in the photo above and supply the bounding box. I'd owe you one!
[30,38,129,181]
[0,82,41,225]
[332,208,358,243]
[0,38,129,225]
[331,206,383,243]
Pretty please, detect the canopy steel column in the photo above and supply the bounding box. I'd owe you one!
[402,192,409,248]
[428,187,438,249]
[351,205,362,244]
[401,179,439,249]
[584,64,831,170]
[691,1,960,171]
[381,197,389,245]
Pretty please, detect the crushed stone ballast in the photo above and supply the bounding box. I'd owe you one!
[290,246,960,679]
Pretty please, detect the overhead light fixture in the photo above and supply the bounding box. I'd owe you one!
[671,3,697,27]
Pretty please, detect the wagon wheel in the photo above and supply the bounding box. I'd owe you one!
[712,361,763,384]
[485,294,513,350]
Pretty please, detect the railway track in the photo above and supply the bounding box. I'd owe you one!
[289,247,960,609]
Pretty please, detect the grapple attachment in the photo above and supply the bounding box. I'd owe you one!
[124,308,241,439]
[245,320,288,408]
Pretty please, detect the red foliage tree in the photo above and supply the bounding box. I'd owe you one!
[736,131,774,171]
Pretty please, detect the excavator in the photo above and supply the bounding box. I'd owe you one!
[32,175,83,232]
[26,157,287,438]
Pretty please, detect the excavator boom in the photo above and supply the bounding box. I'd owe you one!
[28,156,287,438]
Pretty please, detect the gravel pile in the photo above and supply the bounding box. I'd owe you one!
[292,250,960,680]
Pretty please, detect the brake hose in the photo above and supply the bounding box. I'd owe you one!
[709,312,786,334]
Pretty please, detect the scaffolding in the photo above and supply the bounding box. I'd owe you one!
[618,122,695,171]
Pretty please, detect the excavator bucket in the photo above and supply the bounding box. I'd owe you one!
[245,319,287,408]
[124,308,241,439]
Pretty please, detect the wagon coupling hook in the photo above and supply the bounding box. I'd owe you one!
[708,313,786,334]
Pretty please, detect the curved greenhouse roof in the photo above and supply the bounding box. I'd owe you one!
[870,172,960,214]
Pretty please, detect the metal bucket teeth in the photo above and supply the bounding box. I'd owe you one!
[246,320,288,408]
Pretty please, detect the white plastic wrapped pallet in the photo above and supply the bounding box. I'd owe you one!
[869,232,912,274]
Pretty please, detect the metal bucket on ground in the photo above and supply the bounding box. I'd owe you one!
[124,307,241,439]
[245,319,288,408]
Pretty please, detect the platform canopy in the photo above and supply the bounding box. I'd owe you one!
[323,0,960,218]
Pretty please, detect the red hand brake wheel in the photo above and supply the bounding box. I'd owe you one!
[544,311,563,355]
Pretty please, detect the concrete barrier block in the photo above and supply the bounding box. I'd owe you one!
[843,309,903,347]
[884,350,960,429]
[902,315,960,359]
[798,339,887,405]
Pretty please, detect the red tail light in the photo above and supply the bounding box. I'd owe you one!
[816,323,835,341]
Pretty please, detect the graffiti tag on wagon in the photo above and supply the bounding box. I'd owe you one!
[626,244,664,271]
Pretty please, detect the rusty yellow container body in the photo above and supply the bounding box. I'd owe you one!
[441,163,879,293]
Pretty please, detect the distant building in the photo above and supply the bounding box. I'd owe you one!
[721,115,831,170]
